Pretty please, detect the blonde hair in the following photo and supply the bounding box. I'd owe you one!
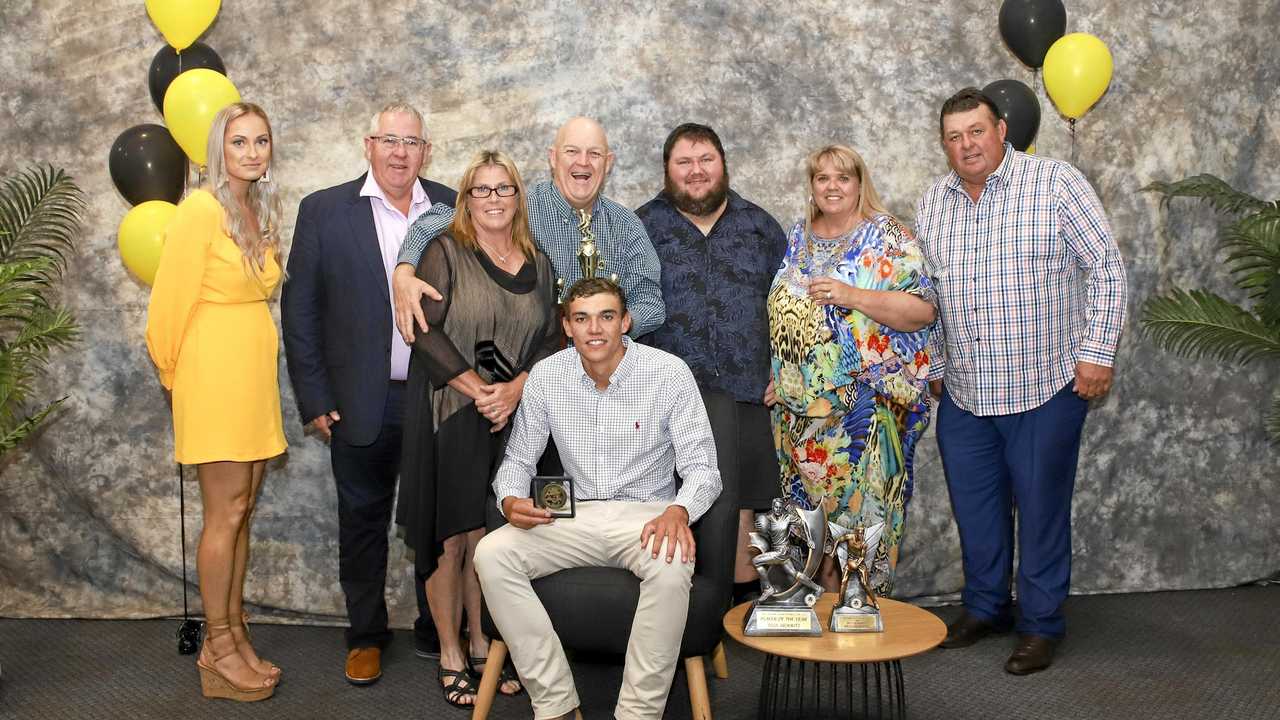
[449,150,537,262]
[804,145,895,236]
[205,102,283,274]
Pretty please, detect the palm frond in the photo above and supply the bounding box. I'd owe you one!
[1140,288,1280,365]
[0,396,66,456]
[6,306,79,355]
[0,165,86,275]
[0,258,63,322]
[1142,174,1276,216]
[1220,209,1280,309]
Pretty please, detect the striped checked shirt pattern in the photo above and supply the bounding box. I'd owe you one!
[493,337,723,523]
[915,146,1127,416]
[398,180,666,337]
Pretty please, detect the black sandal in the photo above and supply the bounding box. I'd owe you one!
[468,655,524,696]
[438,666,477,708]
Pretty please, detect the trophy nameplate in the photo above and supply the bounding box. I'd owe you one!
[745,605,822,636]
[531,475,575,518]
[830,606,884,633]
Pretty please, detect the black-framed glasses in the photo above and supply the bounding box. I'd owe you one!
[467,184,519,198]
[368,134,427,150]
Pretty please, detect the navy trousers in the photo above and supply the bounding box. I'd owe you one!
[331,382,433,649]
[936,383,1088,638]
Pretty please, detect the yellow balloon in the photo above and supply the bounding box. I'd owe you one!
[163,68,240,166]
[145,0,221,51]
[1043,33,1114,120]
[118,200,178,285]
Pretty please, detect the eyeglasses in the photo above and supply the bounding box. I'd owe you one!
[467,184,519,198]
[368,134,427,150]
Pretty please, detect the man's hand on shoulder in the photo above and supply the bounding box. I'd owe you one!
[502,496,554,530]
[639,505,695,564]
[392,263,442,344]
[1073,361,1113,400]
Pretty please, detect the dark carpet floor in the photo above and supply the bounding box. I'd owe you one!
[1,585,1277,719]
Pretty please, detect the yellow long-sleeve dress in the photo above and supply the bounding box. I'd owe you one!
[146,189,287,465]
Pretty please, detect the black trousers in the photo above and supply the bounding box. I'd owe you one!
[330,382,433,649]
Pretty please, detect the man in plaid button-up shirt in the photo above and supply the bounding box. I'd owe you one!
[916,88,1127,676]
[389,117,665,344]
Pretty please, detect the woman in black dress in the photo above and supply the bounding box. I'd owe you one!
[398,151,559,707]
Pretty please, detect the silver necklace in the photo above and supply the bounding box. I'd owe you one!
[477,237,513,264]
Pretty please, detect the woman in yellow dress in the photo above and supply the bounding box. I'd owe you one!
[146,102,286,702]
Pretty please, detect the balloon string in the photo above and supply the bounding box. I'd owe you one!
[1069,119,1077,165]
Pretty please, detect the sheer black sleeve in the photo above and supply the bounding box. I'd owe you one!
[523,253,562,371]
[413,238,470,387]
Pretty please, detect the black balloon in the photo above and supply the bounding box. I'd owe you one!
[998,0,1067,68]
[109,124,188,205]
[983,79,1041,152]
[148,42,227,113]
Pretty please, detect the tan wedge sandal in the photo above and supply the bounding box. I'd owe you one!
[235,612,283,681]
[197,621,276,702]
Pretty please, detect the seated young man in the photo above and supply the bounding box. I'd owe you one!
[473,277,722,720]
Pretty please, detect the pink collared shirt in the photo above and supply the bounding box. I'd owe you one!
[360,172,432,381]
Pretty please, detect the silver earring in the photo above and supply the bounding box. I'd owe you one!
[260,167,271,184]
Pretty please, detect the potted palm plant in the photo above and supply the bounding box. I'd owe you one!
[0,165,83,459]
[1141,174,1280,438]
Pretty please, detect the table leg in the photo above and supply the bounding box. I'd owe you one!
[755,658,911,719]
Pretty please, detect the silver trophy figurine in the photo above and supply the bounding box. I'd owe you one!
[826,520,886,632]
[744,498,827,636]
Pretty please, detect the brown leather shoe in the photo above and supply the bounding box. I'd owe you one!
[1004,634,1056,675]
[345,647,382,686]
[939,612,1008,649]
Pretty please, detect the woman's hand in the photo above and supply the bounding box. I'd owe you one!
[763,380,778,407]
[808,276,859,309]
[476,373,527,431]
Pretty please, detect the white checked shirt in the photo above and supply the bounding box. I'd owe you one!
[493,337,723,522]
[916,145,1128,416]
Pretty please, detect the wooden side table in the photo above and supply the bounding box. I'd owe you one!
[723,594,946,719]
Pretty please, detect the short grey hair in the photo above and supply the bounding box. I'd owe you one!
[368,102,427,140]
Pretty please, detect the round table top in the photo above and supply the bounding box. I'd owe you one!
[723,594,947,664]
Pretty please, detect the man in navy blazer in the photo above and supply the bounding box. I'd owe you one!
[282,102,455,686]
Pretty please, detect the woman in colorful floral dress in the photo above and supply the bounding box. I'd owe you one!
[765,145,935,596]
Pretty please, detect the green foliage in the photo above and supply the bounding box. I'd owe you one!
[0,165,83,459]
[1141,174,1280,440]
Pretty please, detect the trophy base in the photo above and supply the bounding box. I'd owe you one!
[745,604,822,636]
[829,605,884,633]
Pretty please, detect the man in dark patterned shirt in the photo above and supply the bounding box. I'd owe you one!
[635,123,787,603]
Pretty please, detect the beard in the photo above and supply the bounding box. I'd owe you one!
[665,171,729,218]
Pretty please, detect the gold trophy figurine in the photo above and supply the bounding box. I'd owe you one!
[576,208,602,280]
[827,520,886,632]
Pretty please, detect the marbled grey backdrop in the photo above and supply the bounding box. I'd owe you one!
[1,1,1277,625]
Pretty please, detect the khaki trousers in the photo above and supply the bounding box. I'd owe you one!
[473,501,694,720]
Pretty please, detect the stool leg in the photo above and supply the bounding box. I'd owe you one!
[685,656,713,720]
[710,641,729,679]
[471,639,507,720]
